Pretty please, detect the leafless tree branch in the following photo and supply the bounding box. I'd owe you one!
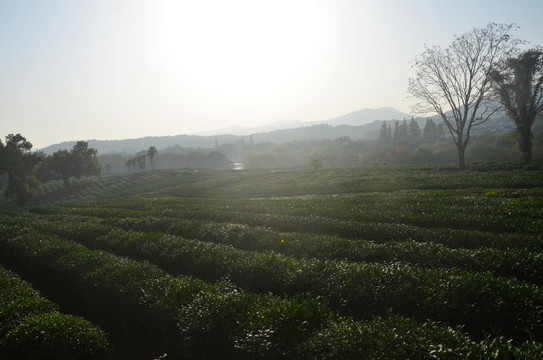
[408,23,522,168]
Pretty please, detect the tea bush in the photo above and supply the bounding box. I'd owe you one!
[4,165,543,358]
[1,313,110,360]
[21,221,543,341]
[3,225,542,358]
[0,266,109,360]
[16,209,543,286]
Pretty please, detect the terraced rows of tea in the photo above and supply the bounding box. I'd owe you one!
[2,166,543,359]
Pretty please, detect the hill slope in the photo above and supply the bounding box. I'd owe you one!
[39,107,409,154]
[1,165,541,359]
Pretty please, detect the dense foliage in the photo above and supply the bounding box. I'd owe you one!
[1,165,543,358]
[41,141,101,187]
[0,265,109,359]
[491,49,543,161]
[0,134,41,206]
[0,136,102,206]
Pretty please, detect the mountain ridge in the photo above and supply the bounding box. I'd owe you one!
[40,107,411,154]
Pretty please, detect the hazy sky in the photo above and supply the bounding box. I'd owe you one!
[1,0,542,149]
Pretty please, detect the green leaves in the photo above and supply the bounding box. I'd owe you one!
[8,214,543,341]
[2,166,543,358]
[0,134,41,206]
[0,266,109,359]
[1,313,109,360]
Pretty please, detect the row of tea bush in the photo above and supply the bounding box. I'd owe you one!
[2,223,543,359]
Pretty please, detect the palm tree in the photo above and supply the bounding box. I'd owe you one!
[127,158,137,172]
[137,156,146,171]
[147,146,158,169]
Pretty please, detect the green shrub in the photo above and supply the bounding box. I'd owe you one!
[72,226,543,341]
[5,166,543,358]
[0,265,109,359]
[0,313,109,360]
[177,284,332,359]
[16,211,543,286]
[2,216,543,358]
[303,315,543,360]
[0,297,58,337]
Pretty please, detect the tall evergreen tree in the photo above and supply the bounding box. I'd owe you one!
[387,123,392,141]
[400,118,409,139]
[379,122,392,143]
[393,121,400,142]
[423,118,438,143]
[436,123,445,139]
[379,122,387,140]
[408,118,422,140]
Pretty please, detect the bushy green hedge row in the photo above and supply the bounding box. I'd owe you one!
[53,186,543,236]
[0,225,209,359]
[31,167,543,205]
[0,265,109,360]
[94,230,543,341]
[9,212,542,342]
[181,209,543,249]
[305,316,543,360]
[152,215,543,285]
[207,188,543,234]
[0,224,336,359]
[17,210,543,287]
[125,167,543,200]
[30,200,543,251]
[2,224,542,359]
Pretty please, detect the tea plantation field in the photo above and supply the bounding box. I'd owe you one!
[1,164,543,359]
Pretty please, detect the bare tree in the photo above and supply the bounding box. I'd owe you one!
[491,49,543,161]
[408,23,522,169]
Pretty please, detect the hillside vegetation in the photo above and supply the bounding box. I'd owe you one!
[1,164,543,359]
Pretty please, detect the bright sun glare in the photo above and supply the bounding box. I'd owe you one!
[150,0,327,104]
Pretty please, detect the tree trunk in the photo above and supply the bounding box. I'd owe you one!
[16,185,26,207]
[457,143,466,170]
[518,125,532,161]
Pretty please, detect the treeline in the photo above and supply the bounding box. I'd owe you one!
[378,118,444,144]
[236,135,542,170]
[100,149,232,173]
[97,125,541,172]
[0,136,101,207]
[1,135,236,206]
[3,115,542,205]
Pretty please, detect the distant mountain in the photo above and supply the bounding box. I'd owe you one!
[314,107,410,127]
[250,123,383,143]
[195,119,307,136]
[40,123,384,156]
[40,134,240,155]
[38,104,543,158]
[195,107,409,136]
[40,107,409,154]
